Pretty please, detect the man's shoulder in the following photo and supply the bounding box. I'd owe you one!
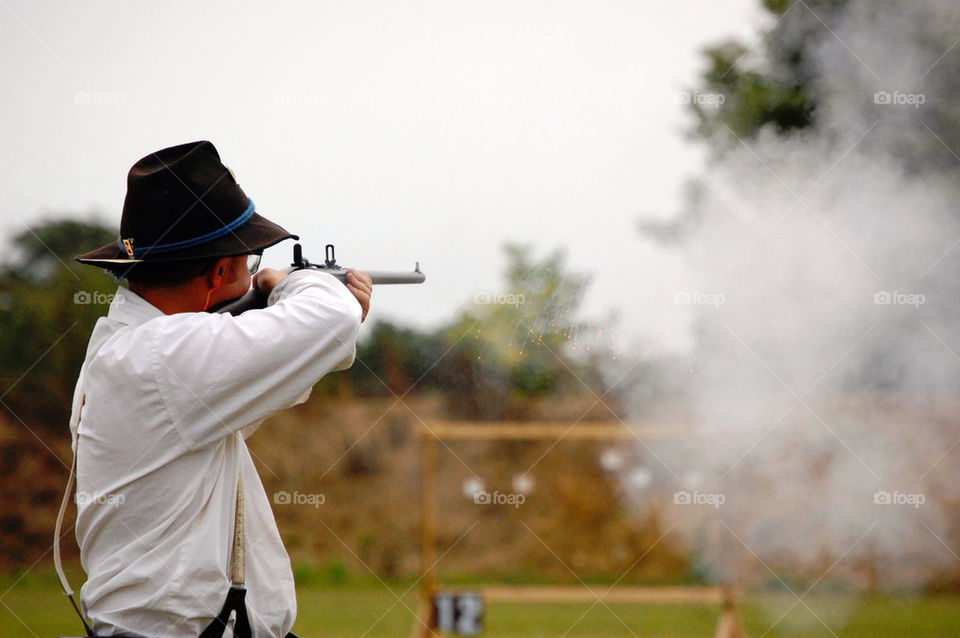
[87,311,194,365]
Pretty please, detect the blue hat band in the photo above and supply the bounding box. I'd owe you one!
[118,199,255,258]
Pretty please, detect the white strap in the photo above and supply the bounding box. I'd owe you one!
[230,458,245,586]
[54,392,94,636]
[53,447,78,596]
[55,366,85,600]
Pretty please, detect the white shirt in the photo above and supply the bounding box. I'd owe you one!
[70,270,361,637]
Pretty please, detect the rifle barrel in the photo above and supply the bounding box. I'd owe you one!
[324,268,426,285]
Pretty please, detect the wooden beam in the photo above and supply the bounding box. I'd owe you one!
[421,421,689,441]
[475,585,728,605]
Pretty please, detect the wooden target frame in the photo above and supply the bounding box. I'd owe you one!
[413,422,747,638]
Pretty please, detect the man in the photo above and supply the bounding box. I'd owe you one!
[69,141,372,637]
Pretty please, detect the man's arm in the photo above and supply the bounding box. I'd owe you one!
[146,269,364,450]
[255,267,372,322]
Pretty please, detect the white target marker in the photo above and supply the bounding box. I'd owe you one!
[462,477,485,499]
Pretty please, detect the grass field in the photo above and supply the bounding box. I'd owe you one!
[3,569,960,637]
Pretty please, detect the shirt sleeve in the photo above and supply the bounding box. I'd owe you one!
[146,270,361,450]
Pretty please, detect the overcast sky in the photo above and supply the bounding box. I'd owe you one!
[0,0,761,351]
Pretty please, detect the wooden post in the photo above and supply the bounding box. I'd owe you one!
[412,425,439,638]
[713,584,747,638]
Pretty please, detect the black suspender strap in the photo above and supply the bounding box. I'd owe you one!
[197,585,251,638]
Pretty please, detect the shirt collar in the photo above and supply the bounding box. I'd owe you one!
[108,286,167,326]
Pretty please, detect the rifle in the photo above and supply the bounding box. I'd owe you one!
[213,243,425,315]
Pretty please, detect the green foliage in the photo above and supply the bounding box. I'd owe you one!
[5,218,117,279]
[687,0,861,145]
[354,321,448,396]
[440,243,593,420]
[694,43,815,142]
[313,241,601,415]
[645,0,866,243]
[311,319,450,398]
[292,558,351,586]
[0,217,117,431]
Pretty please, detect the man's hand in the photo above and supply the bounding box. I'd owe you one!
[253,268,288,297]
[346,269,372,322]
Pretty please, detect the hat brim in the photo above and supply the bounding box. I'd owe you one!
[76,212,298,272]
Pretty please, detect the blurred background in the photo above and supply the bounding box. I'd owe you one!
[3,1,960,636]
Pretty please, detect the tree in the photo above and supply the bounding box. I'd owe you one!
[316,320,448,397]
[687,0,960,171]
[0,217,117,431]
[647,0,960,244]
[441,243,595,420]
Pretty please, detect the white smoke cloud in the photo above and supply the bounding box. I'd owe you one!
[629,0,960,597]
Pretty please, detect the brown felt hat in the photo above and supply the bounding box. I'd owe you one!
[76,141,297,276]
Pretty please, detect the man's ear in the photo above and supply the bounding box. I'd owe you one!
[205,257,231,287]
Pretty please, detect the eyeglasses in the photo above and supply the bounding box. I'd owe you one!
[199,252,263,277]
[247,252,262,275]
